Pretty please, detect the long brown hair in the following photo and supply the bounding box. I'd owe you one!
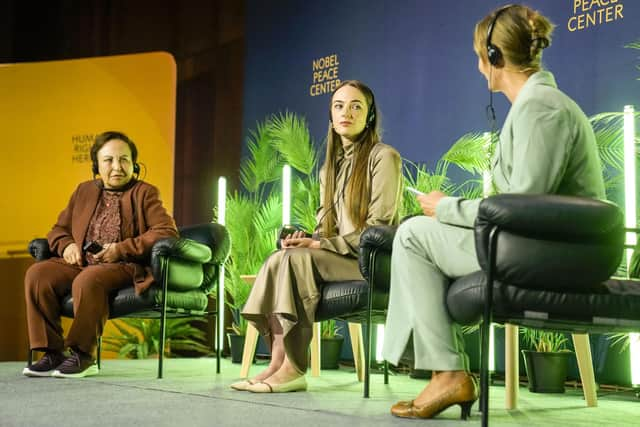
[320,80,381,236]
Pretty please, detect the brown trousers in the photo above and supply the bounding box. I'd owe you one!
[24,258,135,355]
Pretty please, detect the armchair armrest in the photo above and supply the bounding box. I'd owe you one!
[151,237,212,264]
[178,222,230,265]
[28,238,53,261]
[474,194,624,291]
[150,236,213,293]
[151,223,230,294]
[476,194,623,238]
[359,225,398,294]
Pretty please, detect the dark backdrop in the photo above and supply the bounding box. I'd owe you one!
[0,0,246,227]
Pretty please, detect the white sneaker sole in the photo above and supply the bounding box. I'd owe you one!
[22,367,54,377]
[51,365,99,378]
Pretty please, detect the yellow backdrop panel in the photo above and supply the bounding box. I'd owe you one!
[0,52,176,257]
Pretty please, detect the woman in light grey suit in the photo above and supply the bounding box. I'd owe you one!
[232,80,402,393]
[383,4,605,420]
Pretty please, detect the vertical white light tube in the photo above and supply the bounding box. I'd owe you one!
[217,177,226,352]
[282,165,291,225]
[624,105,636,268]
[624,105,640,386]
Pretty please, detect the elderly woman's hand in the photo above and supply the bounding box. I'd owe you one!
[63,243,82,265]
[93,243,120,263]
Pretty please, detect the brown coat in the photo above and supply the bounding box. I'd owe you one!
[47,179,178,294]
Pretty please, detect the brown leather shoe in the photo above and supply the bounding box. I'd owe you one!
[391,373,477,420]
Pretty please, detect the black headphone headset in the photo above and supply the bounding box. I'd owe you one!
[486,5,512,67]
[365,97,376,128]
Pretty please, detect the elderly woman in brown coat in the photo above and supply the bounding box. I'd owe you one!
[23,131,177,378]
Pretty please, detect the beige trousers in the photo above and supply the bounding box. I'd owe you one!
[242,247,362,373]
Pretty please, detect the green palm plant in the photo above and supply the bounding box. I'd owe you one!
[589,112,627,197]
[102,318,210,359]
[626,39,640,79]
[401,131,489,217]
[270,111,321,232]
[219,112,321,335]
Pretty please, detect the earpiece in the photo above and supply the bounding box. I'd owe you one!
[365,97,376,128]
[486,6,511,67]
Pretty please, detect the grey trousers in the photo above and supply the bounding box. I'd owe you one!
[382,216,480,371]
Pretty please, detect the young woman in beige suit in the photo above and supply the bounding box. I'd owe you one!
[233,80,402,393]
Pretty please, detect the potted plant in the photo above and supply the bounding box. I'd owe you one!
[224,268,256,363]
[216,112,320,362]
[102,318,210,359]
[520,328,571,393]
[320,319,344,369]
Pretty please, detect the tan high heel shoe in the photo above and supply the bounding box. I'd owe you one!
[391,373,477,420]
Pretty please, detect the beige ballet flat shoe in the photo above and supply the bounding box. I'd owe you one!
[247,376,307,393]
[230,379,255,391]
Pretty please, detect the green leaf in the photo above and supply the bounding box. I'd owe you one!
[440,132,491,175]
[240,120,282,194]
[292,174,320,232]
[270,111,318,175]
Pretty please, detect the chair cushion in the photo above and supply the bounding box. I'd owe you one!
[164,258,205,291]
[446,271,640,331]
[315,280,369,322]
[61,286,209,319]
[314,279,389,323]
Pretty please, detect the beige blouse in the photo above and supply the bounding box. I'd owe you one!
[315,141,402,257]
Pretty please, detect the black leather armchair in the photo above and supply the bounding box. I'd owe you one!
[28,222,231,378]
[361,194,640,426]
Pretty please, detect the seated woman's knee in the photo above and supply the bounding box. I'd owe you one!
[395,215,440,243]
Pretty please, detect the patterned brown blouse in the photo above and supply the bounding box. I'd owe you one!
[85,190,123,264]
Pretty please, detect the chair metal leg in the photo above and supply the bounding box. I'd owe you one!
[364,317,371,398]
[97,336,102,370]
[216,318,221,374]
[480,226,499,427]
[216,268,225,374]
[572,333,598,407]
[383,360,389,384]
[158,257,169,379]
[363,248,380,398]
